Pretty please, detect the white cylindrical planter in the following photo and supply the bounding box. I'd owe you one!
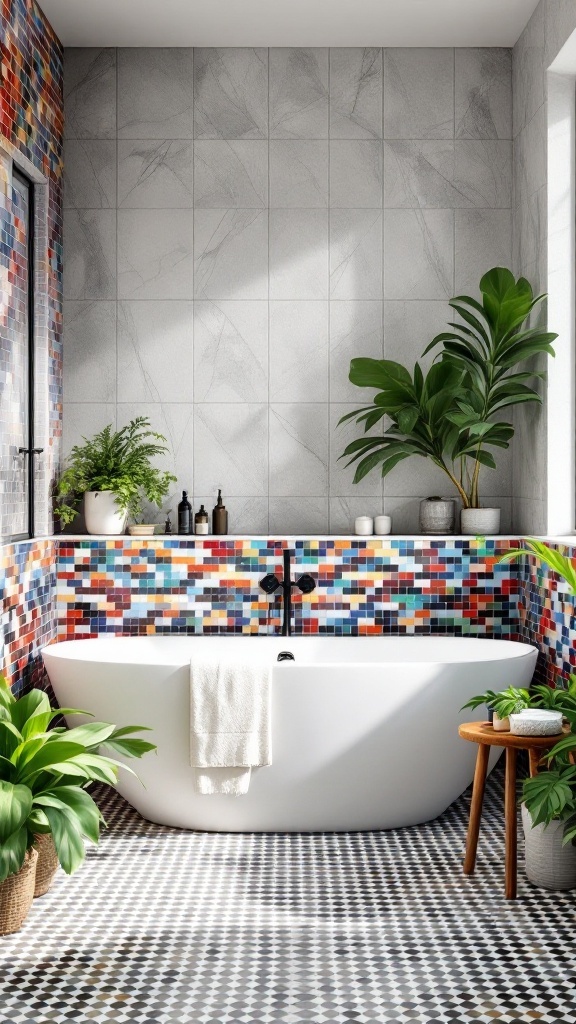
[492,712,510,732]
[522,804,576,890]
[460,507,501,535]
[355,516,374,536]
[374,515,392,536]
[84,490,127,535]
[419,498,455,534]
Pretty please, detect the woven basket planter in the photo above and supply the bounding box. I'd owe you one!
[522,804,576,891]
[0,848,38,935]
[34,834,59,898]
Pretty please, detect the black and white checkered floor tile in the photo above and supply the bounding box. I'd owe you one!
[1,768,576,1024]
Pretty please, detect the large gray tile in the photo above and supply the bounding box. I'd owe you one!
[330,141,382,208]
[330,404,383,498]
[117,402,194,519]
[269,404,329,496]
[383,495,425,533]
[383,48,454,140]
[513,187,545,289]
[330,210,382,300]
[330,48,382,140]
[62,403,117,458]
[269,498,329,534]
[194,209,268,300]
[64,48,116,140]
[455,209,512,295]
[329,496,384,534]
[269,141,328,208]
[383,300,451,368]
[269,209,329,300]
[63,140,116,209]
[117,301,193,403]
[269,301,329,402]
[63,209,116,300]
[118,141,194,208]
[194,495,269,534]
[384,455,461,499]
[513,3,545,137]
[194,48,268,140]
[269,48,329,139]
[514,107,546,206]
[63,301,116,403]
[453,140,512,208]
[118,48,194,139]
[194,300,268,402]
[455,49,512,140]
[329,301,383,402]
[545,0,576,67]
[118,209,194,300]
[194,404,268,496]
[383,139,511,209]
[194,141,267,208]
[383,209,454,300]
[512,496,545,534]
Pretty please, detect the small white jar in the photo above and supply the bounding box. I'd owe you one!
[374,515,392,536]
[355,516,374,536]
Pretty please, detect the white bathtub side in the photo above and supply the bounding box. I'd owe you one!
[43,637,536,832]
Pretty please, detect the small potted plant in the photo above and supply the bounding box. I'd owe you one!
[340,268,556,535]
[522,731,576,890]
[461,686,532,731]
[0,676,155,932]
[55,417,176,535]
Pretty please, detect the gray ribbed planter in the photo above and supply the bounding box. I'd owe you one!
[522,804,576,891]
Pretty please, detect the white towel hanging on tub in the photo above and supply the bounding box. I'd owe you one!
[190,659,271,795]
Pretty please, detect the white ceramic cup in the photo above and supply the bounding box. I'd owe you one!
[355,516,374,536]
[374,515,392,535]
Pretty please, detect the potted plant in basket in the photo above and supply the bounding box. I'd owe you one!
[0,676,155,933]
[55,416,176,535]
[340,268,556,535]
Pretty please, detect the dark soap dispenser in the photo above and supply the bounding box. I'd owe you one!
[178,490,192,535]
[212,490,228,535]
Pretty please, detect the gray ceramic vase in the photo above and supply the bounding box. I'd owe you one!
[419,498,455,535]
[522,803,576,891]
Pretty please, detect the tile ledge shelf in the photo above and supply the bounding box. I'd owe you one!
[3,534,575,549]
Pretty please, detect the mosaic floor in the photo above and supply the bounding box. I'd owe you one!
[1,768,576,1024]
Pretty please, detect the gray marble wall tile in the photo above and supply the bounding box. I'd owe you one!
[382,495,422,534]
[329,301,383,402]
[118,48,194,139]
[63,209,116,300]
[64,49,116,140]
[270,209,328,300]
[384,454,456,497]
[383,209,454,300]
[329,404,383,497]
[514,107,546,206]
[194,48,268,140]
[117,301,193,403]
[383,48,454,140]
[63,402,117,456]
[194,301,268,402]
[194,141,267,208]
[453,140,512,208]
[513,187,546,290]
[383,300,451,368]
[117,402,194,515]
[329,48,382,139]
[512,496,546,535]
[269,48,329,139]
[118,141,194,208]
[512,3,545,137]
[63,140,116,209]
[195,495,269,534]
[63,301,116,402]
[269,301,329,402]
[455,49,512,140]
[269,141,329,208]
[383,141,455,208]
[330,210,382,299]
[329,141,382,208]
[545,0,576,67]
[194,209,268,300]
[329,496,384,534]
[194,404,268,495]
[270,403,329,496]
[454,209,512,295]
[118,209,194,300]
[269,498,329,535]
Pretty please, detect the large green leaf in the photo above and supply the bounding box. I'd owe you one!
[35,786,102,844]
[63,721,117,749]
[9,689,50,733]
[0,826,28,883]
[41,805,87,875]
[0,780,32,842]
[17,740,87,784]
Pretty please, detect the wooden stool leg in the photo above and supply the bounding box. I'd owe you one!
[464,743,490,875]
[505,746,518,900]
[528,748,541,777]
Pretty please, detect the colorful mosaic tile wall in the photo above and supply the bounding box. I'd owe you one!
[0,0,63,538]
[55,537,522,639]
[0,538,55,692]
[517,545,576,686]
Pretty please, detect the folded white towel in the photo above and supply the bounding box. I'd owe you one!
[190,659,271,796]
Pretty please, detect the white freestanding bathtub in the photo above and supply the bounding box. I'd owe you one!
[43,636,537,833]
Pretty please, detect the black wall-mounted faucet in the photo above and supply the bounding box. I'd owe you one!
[260,549,315,636]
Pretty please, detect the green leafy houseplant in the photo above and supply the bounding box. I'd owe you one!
[55,417,176,527]
[340,268,557,508]
[0,676,155,884]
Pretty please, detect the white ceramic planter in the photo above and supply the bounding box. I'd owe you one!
[419,498,455,534]
[84,490,127,536]
[492,712,510,732]
[460,507,501,535]
[522,804,576,890]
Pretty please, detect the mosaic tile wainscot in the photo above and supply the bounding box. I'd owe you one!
[56,538,522,639]
[0,538,56,692]
[518,543,576,686]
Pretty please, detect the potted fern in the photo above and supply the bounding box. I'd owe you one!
[340,268,556,535]
[55,417,176,535]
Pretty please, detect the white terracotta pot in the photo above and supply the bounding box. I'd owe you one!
[460,507,501,535]
[522,804,576,891]
[84,491,127,535]
[492,712,510,732]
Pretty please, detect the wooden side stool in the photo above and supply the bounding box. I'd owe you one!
[458,721,570,900]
